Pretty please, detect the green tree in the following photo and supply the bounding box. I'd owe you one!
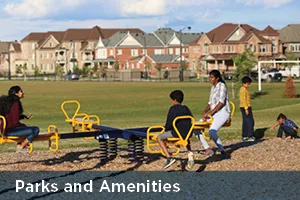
[99,62,107,78]
[155,63,163,80]
[55,64,64,80]
[231,48,257,99]
[196,60,206,81]
[34,65,40,79]
[92,63,99,78]
[81,66,90,78]
[283,51,297,76]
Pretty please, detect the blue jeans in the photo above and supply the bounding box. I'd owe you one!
[6,126,39,143]
[240,107,255,138]
[277,125,297,138]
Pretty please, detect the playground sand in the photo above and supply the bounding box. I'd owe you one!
[0,138,299,171]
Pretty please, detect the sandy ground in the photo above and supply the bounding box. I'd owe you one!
[0,138,299,171]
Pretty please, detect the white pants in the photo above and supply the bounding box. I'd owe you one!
[210,110,230,131]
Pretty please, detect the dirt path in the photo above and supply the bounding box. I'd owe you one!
[0,138,299,171]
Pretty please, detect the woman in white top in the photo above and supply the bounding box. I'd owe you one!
[196,70,230,158]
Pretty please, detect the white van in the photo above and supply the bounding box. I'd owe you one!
[279,65,300,78]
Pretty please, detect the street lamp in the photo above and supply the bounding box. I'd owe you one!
[7,42,11,80]
[70,40,75,71]
[179,26,191,82]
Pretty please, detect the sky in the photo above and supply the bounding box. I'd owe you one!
[0,0,299,41]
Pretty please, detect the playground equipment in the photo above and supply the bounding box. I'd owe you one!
[0,100,235,163]
[0,115,59,154]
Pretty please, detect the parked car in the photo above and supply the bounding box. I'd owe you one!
[65,73,79,80]
[261,69,282,82]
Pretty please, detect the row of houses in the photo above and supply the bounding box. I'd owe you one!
[0,23,300,77]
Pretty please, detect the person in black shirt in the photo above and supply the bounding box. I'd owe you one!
[157,90,194,169]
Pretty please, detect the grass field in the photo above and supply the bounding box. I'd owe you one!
[0,80,299,152]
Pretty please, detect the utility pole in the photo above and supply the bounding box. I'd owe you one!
[179,26,191,82]
[8,42,11,80]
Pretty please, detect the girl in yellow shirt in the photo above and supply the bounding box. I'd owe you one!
[239,76,255,142]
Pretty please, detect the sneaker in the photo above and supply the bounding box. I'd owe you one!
[187,152,194,169]
[204,148,214,157]
[16,147,29,153]
[242,137,249,142]
[163,157,176,169]
[247,137,255,142]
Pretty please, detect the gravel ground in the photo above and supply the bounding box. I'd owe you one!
[0,138,299,171]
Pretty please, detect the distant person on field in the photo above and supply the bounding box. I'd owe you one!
[157,90,194,169]
[270,113,298,139]
[239,76,255,142]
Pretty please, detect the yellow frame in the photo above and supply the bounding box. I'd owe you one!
[146,116,195,156]
[61,100,100,133]
[0,115,60,154]
[194,101,235,140]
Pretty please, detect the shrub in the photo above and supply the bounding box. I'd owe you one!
[284,76,296,98]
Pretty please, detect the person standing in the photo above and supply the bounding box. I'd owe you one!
[239,76,255,142]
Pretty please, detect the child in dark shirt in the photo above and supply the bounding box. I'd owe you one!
[270,113,298,139]
[157,90,194,169]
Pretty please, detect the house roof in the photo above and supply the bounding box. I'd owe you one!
[203,23,273,44]
[12,43,21,52]
[261,25,279,36]
[132,33,164,47]
[148,54,180,63]
[173,32,202,45]
[153,28,176,45]
[279,24,300,43]
[0,42,9,53]
[21,26,144,44]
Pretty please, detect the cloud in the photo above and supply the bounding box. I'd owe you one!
[120,0,167,16]
[0,17,170,41]
[236,0,293,8]
[3,0,85,19]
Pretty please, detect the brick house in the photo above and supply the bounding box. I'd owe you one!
[189,23,283,75]
[9,26,143,76]
[279,24,300,60]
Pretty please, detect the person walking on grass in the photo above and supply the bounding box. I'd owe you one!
[270,113,298,139]
[194,70,230,159]
[239,76,255,142]
[157,90,194,169]
[0,86,39,153]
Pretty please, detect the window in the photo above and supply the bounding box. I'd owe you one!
[131,49,138,56]
[31,64,34,70]
[40,64,43,70]
[131,63,134,69]
[154,49,162,55]
[272,40,276,53]
[117,49,122,55]
[260,45,268,53]
[32,43,35,50]
[193,47,199,53]
[110,49,113,56]
[46,53,49,59]
[168,48,173,54]
[175,48,180,55]
[203,44,209,54]
[214,46,219,53]
[142,49,147,55]
[49,43,52,47]
[32,54,35,59]
[289,44,300,52]
[51,64,54,70]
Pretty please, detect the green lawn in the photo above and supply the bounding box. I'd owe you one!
[0,81,299,152]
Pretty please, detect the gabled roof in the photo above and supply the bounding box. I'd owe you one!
[12,43,21,52]
[105,32,128,47]
[132,33,164,47]
[279,24,300,43]
[21,26,144,44]
[261,25,279,36]
[153,28,176,45]
[147,54,180,63]
[205,23,272,44]
[173,32,202,45]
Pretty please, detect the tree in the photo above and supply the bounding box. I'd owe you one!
[99,62,107,78]
[196,60,206,81]
[283,51,297,76]
[113,60,120,80]
[155,63,163,80]
[81,66,90,78]
[92,62,99,78]
[231,48,257,99]
[144,61,152,78]
[22,63,28,81]
[55,64,64,80]
[284,76,296,98]
[34,65,40,79]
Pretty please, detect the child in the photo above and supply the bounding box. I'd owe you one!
[157,90,194,169]
[270,113,298,139]
[239,76,255,142]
